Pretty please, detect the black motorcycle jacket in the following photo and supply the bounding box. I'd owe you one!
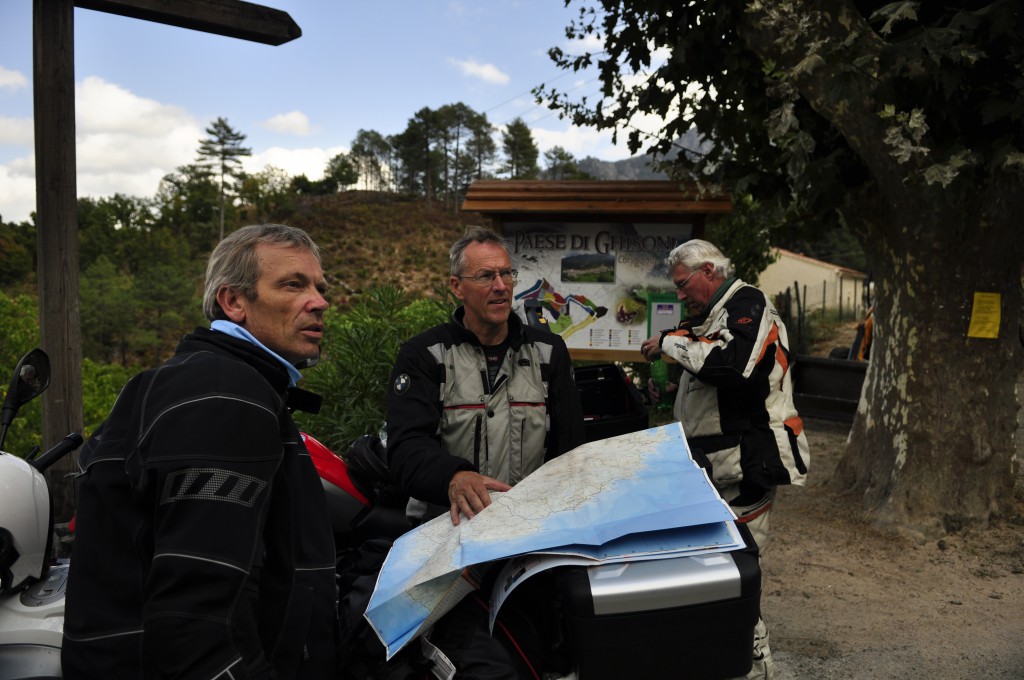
[62,329,337,679]
[386,308,585,507]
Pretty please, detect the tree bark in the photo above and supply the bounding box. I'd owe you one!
[835,184,1023,534]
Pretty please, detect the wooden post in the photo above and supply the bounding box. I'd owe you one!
[34,0,82,521]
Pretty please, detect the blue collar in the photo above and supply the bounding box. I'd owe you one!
[210,320,303,386]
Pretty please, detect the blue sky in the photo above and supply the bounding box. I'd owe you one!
[0,1,663,224]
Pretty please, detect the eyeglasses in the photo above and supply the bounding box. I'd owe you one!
[674,270,697,291]
[457,268,518,286]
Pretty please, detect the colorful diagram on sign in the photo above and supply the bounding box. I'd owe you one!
[516,278,609,339]
[614,295,648,326]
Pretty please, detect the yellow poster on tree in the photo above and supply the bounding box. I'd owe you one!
[966,292,1000,339]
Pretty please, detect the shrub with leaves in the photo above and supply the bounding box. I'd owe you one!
[0,292,41,455]
[293,284,452,453]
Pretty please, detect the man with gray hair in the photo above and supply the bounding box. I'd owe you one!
[640,238,809,680]
[387,225,585,526]
[63,224,338,679]
[385,225,584,676]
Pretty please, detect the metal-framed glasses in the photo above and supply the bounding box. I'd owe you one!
[457,268,519,286]
[675,270,697,291]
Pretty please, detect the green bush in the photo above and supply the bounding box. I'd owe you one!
[293,284,451,453]
[81,359,138,438]
[0,290,143,455]
[0,292,41,455]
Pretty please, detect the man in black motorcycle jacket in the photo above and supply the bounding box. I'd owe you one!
[62,225,338,679]
[387,226,586,526]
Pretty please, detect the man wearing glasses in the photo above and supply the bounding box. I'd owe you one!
[387,226,585,527]
[640,238,809,680]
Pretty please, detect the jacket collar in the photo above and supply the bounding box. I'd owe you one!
[450,306,525,351]
[178,327,292,394]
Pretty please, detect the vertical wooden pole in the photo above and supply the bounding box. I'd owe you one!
[34,0,83,522]
[839,276,844,322]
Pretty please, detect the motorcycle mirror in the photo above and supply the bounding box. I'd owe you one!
[0,348,51,451]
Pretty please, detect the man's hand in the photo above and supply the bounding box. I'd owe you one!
[448,470,511,525]
[640,334,662,360]
[646,378,679,404]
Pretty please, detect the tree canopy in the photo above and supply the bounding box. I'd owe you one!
[541,0,1024,532]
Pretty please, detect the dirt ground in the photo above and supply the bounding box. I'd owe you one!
[765,417,1024,679]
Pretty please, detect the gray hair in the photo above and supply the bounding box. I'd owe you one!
[202,223,321,321]
[665,239,734,279]
[449,226,510,276]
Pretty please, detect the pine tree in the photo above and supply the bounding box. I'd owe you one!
[196,117,251,241]
[501,118,540,179]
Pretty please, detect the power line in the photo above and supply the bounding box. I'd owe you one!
[498,77,603,128]
[481,50,608,116]
[482,70,575,115]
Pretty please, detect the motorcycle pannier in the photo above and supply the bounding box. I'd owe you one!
[574,363,649,443]
[555,523,760,679]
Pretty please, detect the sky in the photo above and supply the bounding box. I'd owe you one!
[0,0,660,224]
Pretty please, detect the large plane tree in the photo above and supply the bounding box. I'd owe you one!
[541,1,1024,534]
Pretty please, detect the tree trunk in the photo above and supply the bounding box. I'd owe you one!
[218,168,226,241]
[834,186,1023,535]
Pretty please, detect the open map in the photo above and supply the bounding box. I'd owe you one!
[364,423,740,659]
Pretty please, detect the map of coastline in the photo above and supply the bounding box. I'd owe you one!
[365,423,739,659]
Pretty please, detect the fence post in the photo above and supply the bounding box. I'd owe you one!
[839,277,844,322]
[793,281,804,352]
[802,284,808,350]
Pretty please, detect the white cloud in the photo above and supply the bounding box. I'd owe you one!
[260,111,314,136]
[75,77,201,194]
[0,116,33,145]
[244,145,348,181]
[449,58,510,85]
[0,75,351,222]
[1,77,203,222]
[0,157,37,224]
[563,34,604,57]
[76,76,196,138]
[0,66,28,90]
[529,124,633,162]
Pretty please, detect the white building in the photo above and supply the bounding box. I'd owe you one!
[758,248,869,317]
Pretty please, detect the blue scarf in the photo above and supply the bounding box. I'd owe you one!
[210,320,303,387]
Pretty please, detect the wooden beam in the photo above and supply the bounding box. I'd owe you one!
[74,0,301,45]
[34,0,82,522]
[462,180,732,215]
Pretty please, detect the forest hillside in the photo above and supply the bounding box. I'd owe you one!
[286,192,483,307]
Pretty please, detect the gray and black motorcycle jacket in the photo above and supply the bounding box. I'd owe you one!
[62,329,337,680]
[386,308,586,508]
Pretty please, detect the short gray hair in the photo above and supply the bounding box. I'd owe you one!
[202,224,321,321]
[665,239,734,278]
[449,226,510,276]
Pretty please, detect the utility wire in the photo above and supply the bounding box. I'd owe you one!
[504,78,602,127]
[482,69,575,115]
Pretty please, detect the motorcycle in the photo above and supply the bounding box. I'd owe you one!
[0,349,82,680]
[303,430,413,563]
